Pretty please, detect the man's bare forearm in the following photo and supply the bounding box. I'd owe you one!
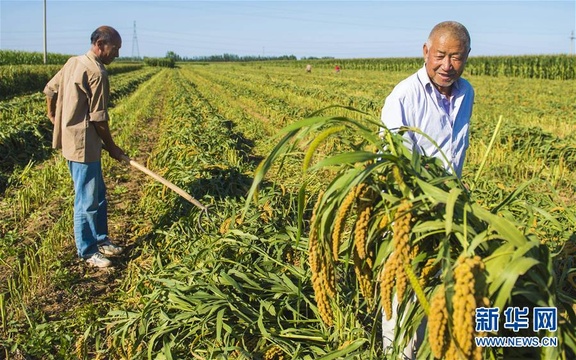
[93,121,125,161]
[46,95,57,124]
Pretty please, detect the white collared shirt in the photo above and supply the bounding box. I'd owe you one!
[381,66,475,177]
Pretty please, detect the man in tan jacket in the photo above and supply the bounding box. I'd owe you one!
[44,26,126,268]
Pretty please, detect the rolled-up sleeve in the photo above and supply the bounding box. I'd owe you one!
[44,69,62,97]
[88,73,109,122]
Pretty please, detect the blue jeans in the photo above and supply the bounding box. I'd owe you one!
[68,160,108,258]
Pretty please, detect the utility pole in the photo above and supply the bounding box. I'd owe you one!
[43,0,47,64]
[570,31,575,55]
[131,21,140,60]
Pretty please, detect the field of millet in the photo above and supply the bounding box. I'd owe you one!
[1,56,575,359]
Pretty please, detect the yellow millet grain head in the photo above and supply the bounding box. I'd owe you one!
[473,271,490,360]
[395,198,412,215]
[124,337,134,360]
[331,224,342,261]
[453,293,476,358]
[366,252,374,269]
[478,296,490,308]
[464,255,485,270]
[392,200,412,249]
[283,246,302,269]
[310,190,324,225]
[354,204,371,260]
[321,257,337,298]
[308,233,321,274]
[409,243,419,260]
[472,333,487,360]
[419,257,439,288]
[74,335,86,359]
[395,255,408,300]
[219,217,233,234]
[307,192,322,275]
[308,191,323,244]
[106,334,113,351]
[444,339,458,360]
[380,252,399,320]
[315,286,334,326]
[309,194,336,325]
[310,256,334,325]
[458,255,487,296]
[392,165,406,188]
[390,200,413,300]
[263,201,273,217]
[331,186,357,260]
[136,341,145,357]
[357,185,379,216]
[310,263,327,320]
[354,183,367,198]
[353,247,374,303]
[451,255,488,359]
[428,286,449,359]
[338,340,353,350]
[378,214,389,230]
[230,349,240,359]
[263,345,285,360]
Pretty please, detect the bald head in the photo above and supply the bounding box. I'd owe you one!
[426,21,471,53]
[90,26,122,65]
[90,26,121,45]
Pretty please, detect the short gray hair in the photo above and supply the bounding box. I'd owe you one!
[426,21,471,51]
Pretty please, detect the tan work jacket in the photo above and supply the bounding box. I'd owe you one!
[44,51,110,163]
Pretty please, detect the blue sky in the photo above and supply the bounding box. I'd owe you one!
[1,1,575,59]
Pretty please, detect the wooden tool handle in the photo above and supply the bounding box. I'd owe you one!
[121,155,207,211]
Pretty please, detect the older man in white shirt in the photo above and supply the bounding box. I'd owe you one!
[382,21,474,178]
[380,21,474,359]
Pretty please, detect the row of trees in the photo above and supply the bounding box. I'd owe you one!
[164,51,297,62]
[0,50,298,65]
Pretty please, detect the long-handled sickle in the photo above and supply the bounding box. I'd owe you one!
[121,155,211,231]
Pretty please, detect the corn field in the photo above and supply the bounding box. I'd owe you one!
[0,54,575,359]
[0,50,71,65]
[272,55,576,80]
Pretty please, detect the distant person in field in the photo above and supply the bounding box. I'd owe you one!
[44,26,126,268]
[334,65,341,73]
[306,64,312,73]
[380,21,474,359]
